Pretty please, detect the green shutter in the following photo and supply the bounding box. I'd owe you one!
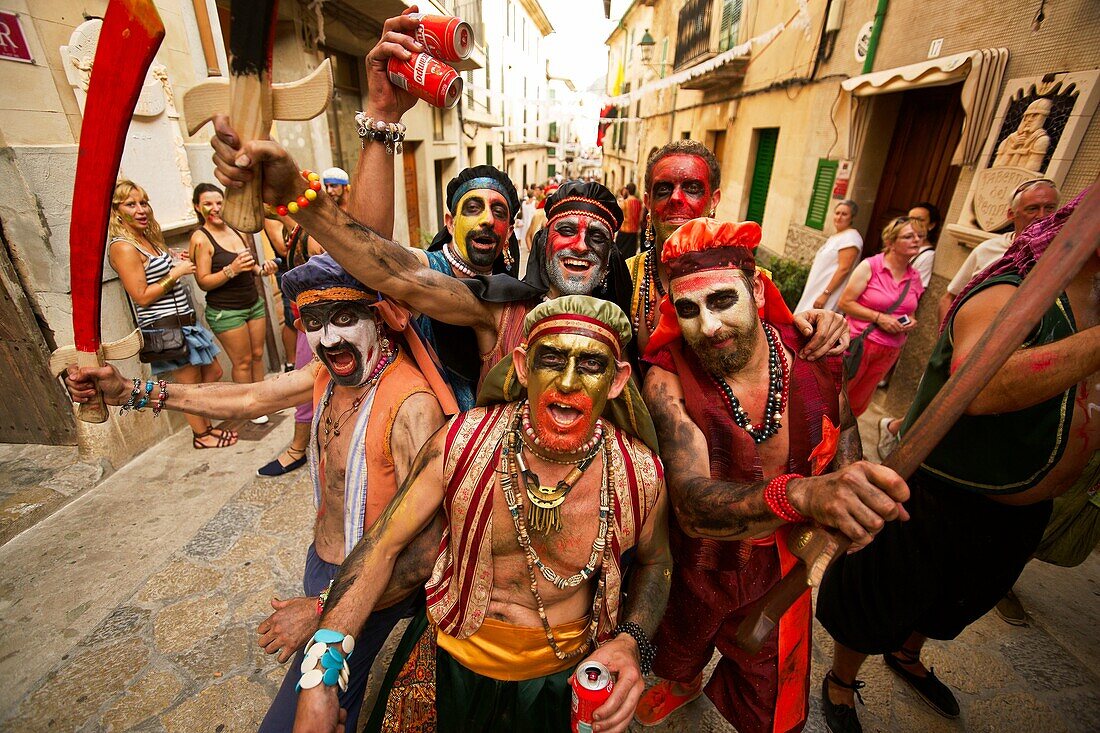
[805,159,839,230]
[746,128,778,225]
[548,163,556,178]
[486,143,493,166]
[719,0,743,52]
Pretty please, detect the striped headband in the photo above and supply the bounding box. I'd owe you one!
[547,196,620,233]
[294,287,376,308]
[526,313,622,359]
[449,177,515,213]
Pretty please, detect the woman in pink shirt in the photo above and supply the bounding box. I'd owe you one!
[839,217,926,415]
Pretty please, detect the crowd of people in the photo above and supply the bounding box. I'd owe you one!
[66,10,1099,733]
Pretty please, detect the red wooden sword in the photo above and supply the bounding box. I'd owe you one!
[48,0,165,423]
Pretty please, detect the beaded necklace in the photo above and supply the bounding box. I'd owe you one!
[519,401,604,461]
[633,251,667,333]
[442,242,480,278]
[319,351,395,451]
[500,418,612,661]
[710,323,790,444]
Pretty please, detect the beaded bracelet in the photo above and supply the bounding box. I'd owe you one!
[613,621,656,675]
[296,629,355,693]
[354,112,406,154]
[764,473,806,523]
[152,380,169,417]
[274,170,322,216]
[119,378,142,415]
[133,379,155,411]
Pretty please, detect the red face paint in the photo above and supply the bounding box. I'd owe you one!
[535,388,596,454]
[545,213,613,296]
[648,154,714,239]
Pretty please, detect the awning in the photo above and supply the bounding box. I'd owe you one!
[843,48,1009,165]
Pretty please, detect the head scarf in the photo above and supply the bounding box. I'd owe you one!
[282,254,458,415]
[644,218,794,359]
[428,165,522,275]
[321,167,349,185]
[544,181,624,234]
[942,188,1088,331]
[477,295,658,451]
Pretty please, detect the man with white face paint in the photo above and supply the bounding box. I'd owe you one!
[65,254,457,733]
[634,219,909,733]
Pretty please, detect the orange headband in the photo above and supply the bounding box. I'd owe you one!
[526,313,622,359]
[295,287,375,307]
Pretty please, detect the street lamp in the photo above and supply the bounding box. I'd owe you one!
[637,29,670,75]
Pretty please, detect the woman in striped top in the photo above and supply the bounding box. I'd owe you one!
[108,181,237,449]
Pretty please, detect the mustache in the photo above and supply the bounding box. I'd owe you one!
[537,389,594,413]
[465,227,501,245]
[552,249,601,264]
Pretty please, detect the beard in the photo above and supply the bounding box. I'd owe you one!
[685,320,759,377]
[533,389,597,454]
[462,228,502,269]
[546,249,607,296]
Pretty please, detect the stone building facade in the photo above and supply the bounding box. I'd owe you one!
[604,0,1100,415]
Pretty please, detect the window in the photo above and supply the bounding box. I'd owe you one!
[805,159,840,230]
[322,47,364,173]
[746,128,780,224]
[548,163,556,178]
[486,143,493,166]
[674,0,712,69]
[718,0,744,52]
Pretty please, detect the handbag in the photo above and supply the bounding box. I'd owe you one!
[844,278,912,379]
[136,274,193,364]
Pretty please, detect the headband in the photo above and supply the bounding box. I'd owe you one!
[546,196,620,234]
[665,246,757,280]
[526,313,623,360]
[449,177,516,214]
[294,287,375,308]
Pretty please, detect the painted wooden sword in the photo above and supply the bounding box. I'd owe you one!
[734,182,1100,654]
[183,0,333,233]
[48,0,165,423]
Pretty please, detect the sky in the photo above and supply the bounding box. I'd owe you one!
[542,0,631,90]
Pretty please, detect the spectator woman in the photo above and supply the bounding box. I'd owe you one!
[795,200,863,313]
[107,180,237,449]
[907,201,942,288]
[838,216,925,415]
[190,184,277,423]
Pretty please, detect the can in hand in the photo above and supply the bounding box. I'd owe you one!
[411,14,473,62]
[570,661,614,733]
[387,52,463,109]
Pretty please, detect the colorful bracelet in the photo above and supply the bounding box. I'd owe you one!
[296,629,355,693]
[152,380,169,417]
[354,113,407,154]
[274,170,322,216]
[133,379,155,411]
[119,378,142,415]
[764,473,806,523]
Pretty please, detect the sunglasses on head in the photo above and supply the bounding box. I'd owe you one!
[1012,178,1056,198]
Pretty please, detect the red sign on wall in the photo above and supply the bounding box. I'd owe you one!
[0,11,34,64]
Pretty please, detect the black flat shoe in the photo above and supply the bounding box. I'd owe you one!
[883,651,960,718]
[257,451,307,477]
[821,671,864,733]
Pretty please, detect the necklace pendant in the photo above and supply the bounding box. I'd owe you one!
[527,503,563,534]
[332,428,340,437]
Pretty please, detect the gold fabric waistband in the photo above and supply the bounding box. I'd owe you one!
[434,615,590,681]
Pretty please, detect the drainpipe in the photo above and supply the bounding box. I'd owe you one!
[862,0,889,74]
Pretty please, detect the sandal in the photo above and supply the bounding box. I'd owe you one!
[193,428,238,449]
[209,426,238,441]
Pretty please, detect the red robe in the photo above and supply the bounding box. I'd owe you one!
[647,323,842,733]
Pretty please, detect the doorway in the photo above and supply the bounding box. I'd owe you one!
[864,84,964,256]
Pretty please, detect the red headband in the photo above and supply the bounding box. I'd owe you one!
[527,313,622,359]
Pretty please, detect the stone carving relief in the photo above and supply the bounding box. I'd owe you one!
[949,70,1099,245]
[60,19,196,232]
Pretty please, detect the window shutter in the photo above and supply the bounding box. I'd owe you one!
[746,128,778,225]
[805,159,839,230]
[719,0,743,52]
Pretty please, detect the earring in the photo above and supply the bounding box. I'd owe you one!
[644,222,655,252]
[503,241,515,271]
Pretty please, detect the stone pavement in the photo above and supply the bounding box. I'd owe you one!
[1,401,1098,732]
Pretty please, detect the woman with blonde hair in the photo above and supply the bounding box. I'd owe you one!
[838,216,926,416]
[108,181,237,448]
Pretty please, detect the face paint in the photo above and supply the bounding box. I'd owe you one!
[451,189,511,270]
[648,154,715,243]
[525,333,616,454]
[671,269,761,376]
[325,183,347,204]
[119,190,150,231]
[544,214,612,296]
[300,301,381,387]
[197,192,223,223]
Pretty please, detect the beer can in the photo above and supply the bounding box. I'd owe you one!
[570,661,613,733]
[411,14,473,62]
[387,53,463,109]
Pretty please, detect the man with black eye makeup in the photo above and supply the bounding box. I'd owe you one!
[634,219,909,733]
[65,254,458,733]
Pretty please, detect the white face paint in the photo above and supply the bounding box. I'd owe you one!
[300,301,381,387]
[670,268,764,375]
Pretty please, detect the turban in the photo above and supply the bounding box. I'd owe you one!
[429,165,522,276]
[281,254,458,415]
[644,218,794,358]
[477,295,658,452]
[321,167,349,185]
[544,181,624,234]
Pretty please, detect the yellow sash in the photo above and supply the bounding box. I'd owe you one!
[433,615,590,681]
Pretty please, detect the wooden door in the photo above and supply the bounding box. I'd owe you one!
[864,84,964,256]
[403,143,422,248]
[0,223,77,445]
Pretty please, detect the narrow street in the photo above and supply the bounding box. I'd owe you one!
[1,405,1096,731]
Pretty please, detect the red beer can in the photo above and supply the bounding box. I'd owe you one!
[387,53,463,109]
[412,14,473,62]
[570,661,613,733]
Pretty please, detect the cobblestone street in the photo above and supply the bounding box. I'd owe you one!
[1,407,1097,732]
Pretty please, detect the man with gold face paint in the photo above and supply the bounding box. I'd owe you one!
[633,219,909,733]
[293,296,669,733]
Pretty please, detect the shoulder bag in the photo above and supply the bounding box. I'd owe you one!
[844,277,912,380]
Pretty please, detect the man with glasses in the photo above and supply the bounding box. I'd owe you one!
[936,179,1060,322]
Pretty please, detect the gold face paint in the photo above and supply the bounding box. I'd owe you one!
[451,189,511,270]
[525,332,616,454]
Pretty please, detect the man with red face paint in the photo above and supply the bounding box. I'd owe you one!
[634,219,910,732]
[627,140,849,362]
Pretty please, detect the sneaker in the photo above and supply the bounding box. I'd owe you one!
[995,589,1028,626]
[634,675,703,726]
[821,672,864,733]
[251,415,270,425]
[883,652,959,718]
[877,417,899,459]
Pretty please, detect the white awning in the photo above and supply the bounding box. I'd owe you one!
[844,48,1009,165]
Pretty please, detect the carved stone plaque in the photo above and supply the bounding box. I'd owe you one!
[972,165,1034,232]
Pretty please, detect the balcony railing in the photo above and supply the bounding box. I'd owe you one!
[674,0,713,70]
[454,0,485,46]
